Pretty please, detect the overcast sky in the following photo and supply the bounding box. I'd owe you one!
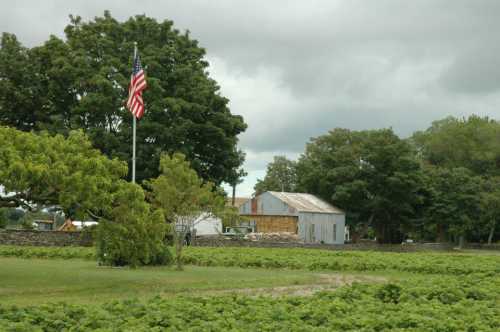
[2,0,500,197]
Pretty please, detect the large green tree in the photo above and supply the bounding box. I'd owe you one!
[0,12,246,185]
[297,128,424,244]
[412,115,500,176]
[0,126,126,218]
[254,156,298,195]
[422,167,482,247]
[0,126,170,266]
[413,115,500,244]
[479,176,500,244]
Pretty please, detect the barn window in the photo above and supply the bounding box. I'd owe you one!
[333,224,337,242]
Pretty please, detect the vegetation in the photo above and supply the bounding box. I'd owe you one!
[0,12,246,185]
[1,276,498,331]
[0,126,126,217]
[1,245,498,276]
[296,128,423,243]
[148,153,225,270]
[0,126,170,267]
[95,183,171,267]
[254,156,298,195]
[0,246,498,331]
[254,116,500,245]
[0,258,323,305]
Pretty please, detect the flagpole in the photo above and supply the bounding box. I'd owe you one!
[132,42,137,183]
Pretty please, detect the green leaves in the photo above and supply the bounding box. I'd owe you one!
[413,115,500,176]
[148,152,225,269]
[296,128,423,243]
[0,247,499,331]
[0,13,247,185]
[95,181,172,267]
[149,153,224,222]
[0,127,126,216]
[254,156,298,194]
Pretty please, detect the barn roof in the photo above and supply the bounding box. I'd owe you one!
[226,197,250,208]
[267,191,344,214]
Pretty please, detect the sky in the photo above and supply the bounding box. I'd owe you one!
[2,0,500,197]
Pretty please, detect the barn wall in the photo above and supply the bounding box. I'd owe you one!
[298,212,345,244]
[239,192,298,216]
[242,215,298,233]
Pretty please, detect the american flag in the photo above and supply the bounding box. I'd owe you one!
[126,50,147,119]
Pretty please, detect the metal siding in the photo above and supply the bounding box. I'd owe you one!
[298,212,345,244]
[241,192,298,216]
[239,200,252,214]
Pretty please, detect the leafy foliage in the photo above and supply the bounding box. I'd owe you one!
[2,245,499,276]
[412,115,500,176]
[0,126,127,219]
[148,153,224,269]
[254,156,298,195]
[95,182,172,267]
[0,258,498,331]
[296,128,424,243]
[422,167,483,242]
[0,12,247,185]
[0,126,170,266]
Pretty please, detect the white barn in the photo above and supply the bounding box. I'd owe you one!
[239,191,345,244]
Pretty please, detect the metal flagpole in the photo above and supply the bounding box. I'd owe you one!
[132,42,137,183]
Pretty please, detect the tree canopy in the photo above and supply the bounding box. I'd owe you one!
[0,12,247,185]
[254,156,298,195]
[0,126,126,219]
[412,115,500,176]
[296,128,423,243]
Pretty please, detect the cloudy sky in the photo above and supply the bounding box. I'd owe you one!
[2,0,500,197]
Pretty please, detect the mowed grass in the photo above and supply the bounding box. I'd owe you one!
[0,257,327,305]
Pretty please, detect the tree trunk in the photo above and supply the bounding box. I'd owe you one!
[232,184,236,206]
[175,234,184,271]
[487,220,496,245]
[350,215,373,243]
[458,235,465,249]
[436,224,447,243]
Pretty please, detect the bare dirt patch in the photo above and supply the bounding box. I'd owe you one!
[205,273,387,297]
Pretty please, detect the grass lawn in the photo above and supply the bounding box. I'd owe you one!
[0,257,342,305]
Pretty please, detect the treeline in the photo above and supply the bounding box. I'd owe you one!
[255,115,500,245]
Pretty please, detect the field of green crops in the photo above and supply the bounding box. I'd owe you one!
[1,245,499,331]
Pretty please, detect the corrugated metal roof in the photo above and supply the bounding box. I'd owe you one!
[225,197,250,208]
[267,191,344,214]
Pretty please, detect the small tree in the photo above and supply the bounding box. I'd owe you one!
[149,153,224,270]
[96,182,171,267]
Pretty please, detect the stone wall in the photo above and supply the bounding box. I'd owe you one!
[0,229,93,247]
[192,236,456,252]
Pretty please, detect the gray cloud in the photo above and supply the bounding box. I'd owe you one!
[2,0,500,196]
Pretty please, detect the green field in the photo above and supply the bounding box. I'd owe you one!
[0,257,351,306]
[0,246,499,331]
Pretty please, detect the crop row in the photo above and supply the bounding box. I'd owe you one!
[182,247,500,275]
[0,245,499,275]
[1,275,499,332]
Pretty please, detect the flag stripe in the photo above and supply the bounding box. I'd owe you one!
[126,51,147,119]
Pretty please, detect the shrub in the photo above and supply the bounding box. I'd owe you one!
[95,183,172,267]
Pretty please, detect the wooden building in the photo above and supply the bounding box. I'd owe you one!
[239,191,345,244]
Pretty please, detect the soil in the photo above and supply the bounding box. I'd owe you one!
[204,273,387,297]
